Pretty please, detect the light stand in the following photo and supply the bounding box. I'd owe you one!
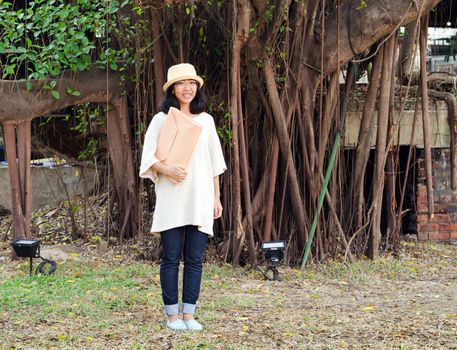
[11,239,57,276]
[260,240,286,281]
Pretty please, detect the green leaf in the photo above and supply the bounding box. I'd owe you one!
[25,81,33,91]
[6,64,16,76]
[356,0,368,10]
[66,87,81,96]
[108,2,119,13]
[51,90,60,99]
[136,121,145,135]
[132,6,144,15]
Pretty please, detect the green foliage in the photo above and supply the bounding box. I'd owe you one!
[184,3,196,15]
[262,4,275,23]
[70,105,104,161]
[217,111,233,145]
[41,79,60,99]
[78,138,99,160]
[356,0,368,10]
[249,3,276,34]
[45,105,105,161]
[207,101,233,144]
[66,87,81,96]
[63,200,82,214]
[0,0,132,80]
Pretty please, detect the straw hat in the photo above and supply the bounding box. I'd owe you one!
[162,63,204,92]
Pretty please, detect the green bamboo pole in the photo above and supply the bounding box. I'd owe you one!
[301,132,341,268]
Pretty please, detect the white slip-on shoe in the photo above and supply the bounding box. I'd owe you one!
[166,319,187,331]
[184,319,203,331]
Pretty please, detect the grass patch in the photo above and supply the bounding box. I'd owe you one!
[0,259,268,349]
[1,242,456,349]
[1,261,159,313]
[303,249,436,285]
[0,260,162,346]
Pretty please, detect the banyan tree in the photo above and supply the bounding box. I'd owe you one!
[0,0,451,265]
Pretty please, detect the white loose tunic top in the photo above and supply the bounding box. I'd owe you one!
[139,111,227,236]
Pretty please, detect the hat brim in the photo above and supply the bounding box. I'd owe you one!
[162,76,204,92]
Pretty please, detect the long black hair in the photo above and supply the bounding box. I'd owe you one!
[159,83,208,114]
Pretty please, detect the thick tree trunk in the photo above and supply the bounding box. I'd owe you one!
[3,120,32,243]
[385,34,399,250]
[231,0,250,266]
[2,124,27,242]
[150,9,166,108]
[16,121,32,238]
[351,48,383,228]
[107,97,139,243]
[369,36,395,259]
[262,139,279,242]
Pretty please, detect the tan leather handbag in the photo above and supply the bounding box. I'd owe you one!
[155,107,202,169]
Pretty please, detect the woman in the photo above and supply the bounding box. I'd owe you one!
[139,63,227,331]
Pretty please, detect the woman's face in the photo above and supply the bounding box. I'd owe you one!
[173,79,198,107]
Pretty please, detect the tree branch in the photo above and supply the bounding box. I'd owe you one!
[313,0,442,74]
[0,67,122,123]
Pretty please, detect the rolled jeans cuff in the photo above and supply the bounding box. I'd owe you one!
[164,303,179,316]
[182,303,197,315]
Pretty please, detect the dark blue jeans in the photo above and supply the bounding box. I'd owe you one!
[160,225,208,316]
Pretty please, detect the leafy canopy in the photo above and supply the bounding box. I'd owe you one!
[0,0,130,80]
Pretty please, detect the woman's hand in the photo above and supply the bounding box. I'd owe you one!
[164,164,188,183]
[151,162,187,183]
[214,196,223,219]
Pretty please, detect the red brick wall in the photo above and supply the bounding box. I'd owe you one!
[416,149,457,241]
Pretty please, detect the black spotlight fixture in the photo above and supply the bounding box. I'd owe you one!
[11,239,57,276]
[260,240,286,281]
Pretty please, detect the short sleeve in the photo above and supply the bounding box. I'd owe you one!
[208,117,227,177]
[139,114,164,183]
